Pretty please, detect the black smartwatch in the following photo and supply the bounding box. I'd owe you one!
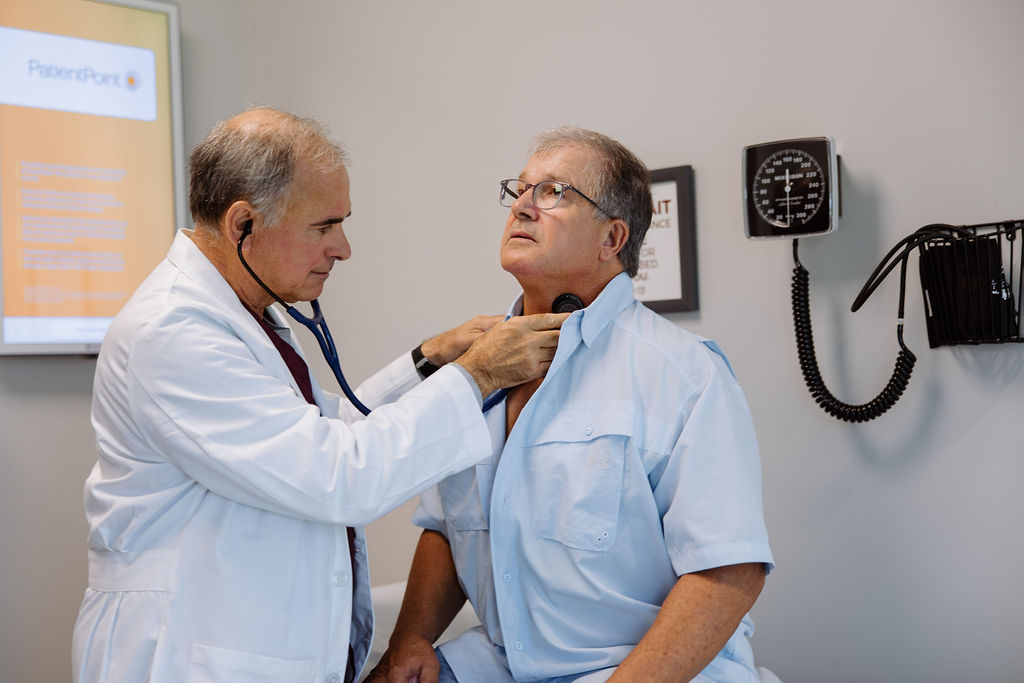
[411,344,442,379]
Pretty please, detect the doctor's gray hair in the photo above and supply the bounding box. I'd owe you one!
[529,127,652,278]
[189,107,347,231]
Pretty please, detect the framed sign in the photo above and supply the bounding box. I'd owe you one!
[632,165,698,312]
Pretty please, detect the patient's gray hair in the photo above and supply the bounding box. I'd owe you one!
[529,127,652,277]
[189,107,348,231]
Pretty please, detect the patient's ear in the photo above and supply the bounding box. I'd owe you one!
[599,219,629,263]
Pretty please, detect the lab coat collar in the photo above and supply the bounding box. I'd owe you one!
[166,229,295,331]
[166,230,248,313]
[164,230,323,403]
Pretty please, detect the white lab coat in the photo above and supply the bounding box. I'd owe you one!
[72,230,492,682]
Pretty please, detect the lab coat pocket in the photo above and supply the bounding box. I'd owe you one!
[438,463,493,531]
[529,409,629,552]
[186,643,317,682]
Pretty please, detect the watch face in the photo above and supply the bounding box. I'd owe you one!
[744,137,837,239]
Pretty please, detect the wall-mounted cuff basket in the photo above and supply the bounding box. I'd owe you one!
[919,220,1023,348]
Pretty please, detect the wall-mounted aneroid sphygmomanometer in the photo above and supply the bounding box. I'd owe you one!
[743,137,1024,423]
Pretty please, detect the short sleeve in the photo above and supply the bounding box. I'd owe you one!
[655,348,774,576]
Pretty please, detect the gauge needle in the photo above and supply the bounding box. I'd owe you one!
[785,169,792,225]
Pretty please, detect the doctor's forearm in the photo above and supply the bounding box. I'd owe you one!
[608,562,766,683]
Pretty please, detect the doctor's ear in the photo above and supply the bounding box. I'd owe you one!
[223,201,257,242]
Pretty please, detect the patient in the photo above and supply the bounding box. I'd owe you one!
[367,128,774,683]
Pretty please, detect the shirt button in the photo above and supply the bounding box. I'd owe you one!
[584,426,593,436]
[326,673,341,683]
[330,571,349,587]
[503,572,511,583]
[515,641,524,650]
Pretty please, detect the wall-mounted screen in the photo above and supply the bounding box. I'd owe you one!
[0,0,184,355]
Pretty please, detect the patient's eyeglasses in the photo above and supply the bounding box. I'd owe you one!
[499,179,613,218]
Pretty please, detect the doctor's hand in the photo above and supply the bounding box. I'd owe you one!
[454,312,568,399]
[419,315,504,366]
[364,635,440,683]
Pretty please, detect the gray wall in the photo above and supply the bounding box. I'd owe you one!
[3,1,1022,681]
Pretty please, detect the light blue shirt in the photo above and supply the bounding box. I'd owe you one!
[414,272,774,683]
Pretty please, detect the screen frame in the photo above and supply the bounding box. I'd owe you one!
[0,0,185,355]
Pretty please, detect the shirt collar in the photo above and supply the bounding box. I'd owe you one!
[504,271,636,349]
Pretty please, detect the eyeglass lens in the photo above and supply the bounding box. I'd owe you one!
[500,180,567,209]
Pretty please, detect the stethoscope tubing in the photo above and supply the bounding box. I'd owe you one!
[482,389,507,413]
[285,302,372,416]
[237,229,372,415]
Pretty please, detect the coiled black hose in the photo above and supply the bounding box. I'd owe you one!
[791,239,917,422]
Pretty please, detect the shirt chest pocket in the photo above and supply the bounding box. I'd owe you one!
[526,408,631,552]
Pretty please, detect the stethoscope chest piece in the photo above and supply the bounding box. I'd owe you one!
[552,293,584,313]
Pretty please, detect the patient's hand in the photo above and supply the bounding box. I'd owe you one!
[364,635,440,683]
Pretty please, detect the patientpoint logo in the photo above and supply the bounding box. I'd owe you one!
[27,59,141,90]
[1,26,157,121]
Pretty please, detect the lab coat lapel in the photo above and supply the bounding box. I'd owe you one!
[166,230,320,412]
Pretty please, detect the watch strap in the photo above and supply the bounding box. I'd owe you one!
[411,344,441,379]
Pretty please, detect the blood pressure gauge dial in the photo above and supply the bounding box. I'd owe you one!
[743,137,838,239]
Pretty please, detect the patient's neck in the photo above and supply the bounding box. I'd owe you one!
[519,280,600,314]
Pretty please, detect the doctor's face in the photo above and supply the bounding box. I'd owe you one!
[247,159,352,305]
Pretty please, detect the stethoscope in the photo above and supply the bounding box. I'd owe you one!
[237,219,372,415]
[237,219,584,417]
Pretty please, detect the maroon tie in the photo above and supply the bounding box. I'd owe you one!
[243,305,316,406]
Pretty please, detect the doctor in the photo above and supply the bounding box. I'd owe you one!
[71,107,566,683]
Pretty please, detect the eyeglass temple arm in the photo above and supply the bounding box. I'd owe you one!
[568,186,614,218]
